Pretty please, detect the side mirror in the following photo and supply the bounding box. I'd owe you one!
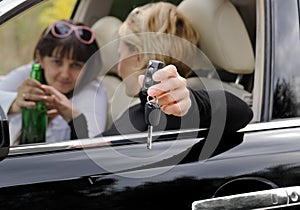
[0,105,9,161]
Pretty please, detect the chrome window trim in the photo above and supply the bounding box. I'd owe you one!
[0,0,28,15]
[0,0,44,25]
[8,128,206,155]
[9,116,300,156]
[241,117,300,132]
[251,0,265,123]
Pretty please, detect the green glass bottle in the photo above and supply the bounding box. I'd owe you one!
[20,63,47,144]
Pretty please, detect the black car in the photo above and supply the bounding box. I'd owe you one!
[1,0,300,209]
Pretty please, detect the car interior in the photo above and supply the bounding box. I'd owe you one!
[0,0,258,141]
[83,0,257,130]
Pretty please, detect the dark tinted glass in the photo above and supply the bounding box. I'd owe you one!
[54,23,71,35]
[78,28,92,40]
[272,0,300,119]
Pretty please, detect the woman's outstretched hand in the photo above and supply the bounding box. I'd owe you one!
[138,64,191,117]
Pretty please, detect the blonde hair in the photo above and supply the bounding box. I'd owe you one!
[119,2,199,78]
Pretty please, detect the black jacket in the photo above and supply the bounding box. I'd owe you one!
[99,89,253,137]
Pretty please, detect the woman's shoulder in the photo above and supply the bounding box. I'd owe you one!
[73,78,107,99]
[10,62,33,74]
[0,62,33,91]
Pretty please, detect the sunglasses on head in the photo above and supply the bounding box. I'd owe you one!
[46,21,95,45]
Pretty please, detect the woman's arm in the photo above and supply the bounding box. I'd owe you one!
[0,91,17,114]
[0,63,31,91]
[68,114,89,140]
[138,64,253,133]
[188,89,253,133]
[0,63,32,114]
[71,80,108,138]
[42,79,108,139]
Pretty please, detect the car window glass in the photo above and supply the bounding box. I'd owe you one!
[0,0,76,76]
[272,0,300,119]
[1,0,253,151]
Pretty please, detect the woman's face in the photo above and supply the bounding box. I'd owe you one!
[117,40,142,97]
[39,49,84,94]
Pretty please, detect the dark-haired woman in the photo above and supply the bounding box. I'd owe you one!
[0,20,107,145]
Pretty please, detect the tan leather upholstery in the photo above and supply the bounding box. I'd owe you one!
[92,16,140,130]
[178,0,255,74]
[178,0,254,105]
[92,1,255,130]
[92,16,121,76]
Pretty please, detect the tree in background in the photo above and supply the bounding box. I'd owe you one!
[272,78,298,118]
[39,0,76,25]
[0,0,76,74]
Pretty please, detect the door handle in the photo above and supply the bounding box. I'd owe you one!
[192,186,300,209]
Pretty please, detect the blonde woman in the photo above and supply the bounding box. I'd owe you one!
[100,2,253,136]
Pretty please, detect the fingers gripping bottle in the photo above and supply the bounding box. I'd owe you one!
[20,63,47,144]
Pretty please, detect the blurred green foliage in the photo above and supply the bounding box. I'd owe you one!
[39,0,76,26]
[0,0,76,75]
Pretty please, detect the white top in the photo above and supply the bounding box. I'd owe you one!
[0,63,107,145]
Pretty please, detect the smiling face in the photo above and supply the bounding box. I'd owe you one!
[33,20,100,94]
[39,47,84,94]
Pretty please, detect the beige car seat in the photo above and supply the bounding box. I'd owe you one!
[178,0,255,105]
[92,16,140,130]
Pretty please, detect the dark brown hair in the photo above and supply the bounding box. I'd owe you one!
[34,19,99,63]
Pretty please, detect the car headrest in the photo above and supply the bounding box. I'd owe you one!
[178,0,254,74]
[92,16,122,76]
